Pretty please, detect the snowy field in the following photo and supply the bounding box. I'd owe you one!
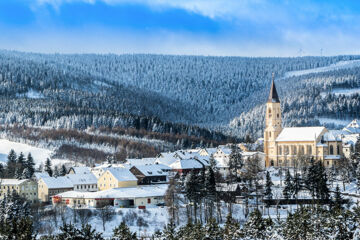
[0,139,69,166]
[16,89,44,99]
[320,87,360,97]
[283,60,360,78]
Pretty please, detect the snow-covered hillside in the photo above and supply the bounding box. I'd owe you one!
[284,60,360,78]
[0,139,66,166]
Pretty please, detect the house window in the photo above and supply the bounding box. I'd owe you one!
[278,146,282,155]
[269,132,271,137]
[330,145,334,155]
[307,145,312,155]
[337,145,340,155]
[148,198,151,204]
[270,160,274,166]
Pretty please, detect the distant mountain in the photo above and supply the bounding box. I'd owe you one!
[0,50,359,144]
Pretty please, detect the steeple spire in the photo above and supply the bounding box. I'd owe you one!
[267,73,280,103]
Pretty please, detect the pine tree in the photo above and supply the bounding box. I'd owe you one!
[21,168,31,179]
[60,164,67,176]
[204,167,217,219]
[6,149,17,178]
[264,171,274,212]
[315,162,330,200]
[204,218,222,240]
[112,222,136,240]
[283,169,293,200]
[53,166,60,178]
[228,145,243,182]
[305,158,317,199]
[25,153,35,178]
[292,172,301,200]
[222,214,240,240]
[45,158,53,177]
[242,208,267,239]
[356,163,360,193]
[333,185,343,211]
[162,222,177,240]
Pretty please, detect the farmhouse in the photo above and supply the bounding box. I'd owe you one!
[97,167,138,191]
[129,164,168,185]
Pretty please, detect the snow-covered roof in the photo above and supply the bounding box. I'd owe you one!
[343,119,360,134]
[276,127,326,142]
[170,158,203,170]
[155,152,178,166]
[65,173,97,185]
[106,168,138,182]
[199,148,218,155]
[217,147,232,155]
[126,158,157,166]
[323,131,342,142]
[55,184,168,199]
[41,176,73,189]
[69,167,91,175]
[33,172,50,180]
[342,134,359,146]
[132,165,167,177]
[0,179,30,185]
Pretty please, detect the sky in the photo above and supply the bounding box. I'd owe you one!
[1,0,360,56]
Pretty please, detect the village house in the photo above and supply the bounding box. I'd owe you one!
[129,164,168,185]
[0,179,38,202]
[52,184,167,208]
[38,176,73,202]
[97,167,138,191]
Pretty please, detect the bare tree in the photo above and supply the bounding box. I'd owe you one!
[98,205,114,231]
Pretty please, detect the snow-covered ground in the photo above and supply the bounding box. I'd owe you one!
[284,60,360,78]
[0,139,69,166]
[16,89,44,99]
[316,117,350,127]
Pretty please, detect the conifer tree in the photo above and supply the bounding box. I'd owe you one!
[242,208,267,239]
[60,164,67,176]
[162,222,177,240]
[53,166,60,178]
[264,171,274,213]
[112,222,136,240]
[25,153,35,178]
[228,145,243,182]
[204,218,222,240]
[333,185,343,211]
[222,214,240,240]
[283,169,293,201]
[6,149,17,178]
[45,158,53,177]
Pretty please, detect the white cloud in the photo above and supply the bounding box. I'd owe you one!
[34,0,268,20]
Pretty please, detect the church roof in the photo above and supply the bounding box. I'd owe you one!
[267,79,280,103]
[276,127,325,142]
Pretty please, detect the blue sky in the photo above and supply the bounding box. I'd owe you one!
[0,0,360,56]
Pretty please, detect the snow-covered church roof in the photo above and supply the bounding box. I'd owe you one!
[276,127,326,142]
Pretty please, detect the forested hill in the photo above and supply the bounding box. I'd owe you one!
[0,50,360,142]
[230,60,360,138]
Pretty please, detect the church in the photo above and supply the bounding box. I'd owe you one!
[264,80,343,168]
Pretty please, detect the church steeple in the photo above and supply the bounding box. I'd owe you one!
[267,74,280,103]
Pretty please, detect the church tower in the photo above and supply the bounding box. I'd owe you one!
[264,75,282,167]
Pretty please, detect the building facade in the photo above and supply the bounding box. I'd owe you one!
[0,179,38,203]
[264,80,343,168]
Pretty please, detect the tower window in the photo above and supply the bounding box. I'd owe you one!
[330,145,334,155]
[269,132,271,137]
[277,114,279,118]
